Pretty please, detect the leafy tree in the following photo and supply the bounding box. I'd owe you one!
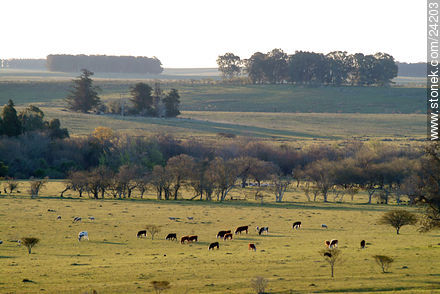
[418,142,440,232]
[18,105,45,133]
[48,119,69,139]
[129,82,153,115]
[372,52,398,85]
[65,69,101,113]
[21,237,39,254]
[163,89,180,117]
[379,210,418,234]
[217,53,242,79]
[325,51,350,85]
[245,52,267,84]
[1,100,22,136]
[0,161,8,177]
[265,48,288,84]
[288,51,327,85]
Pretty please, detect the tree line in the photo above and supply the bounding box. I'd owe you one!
[217,49,398,86]
[0,59,46,70]
[66,69,180,117]
[46,54,163,74]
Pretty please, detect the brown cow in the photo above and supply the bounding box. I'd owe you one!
[216,230,231,239]
[188,235,198,242]
[223,233,233,240]
[248,243,256,251]
[235,225,248,234]
[180,235,190,244]
[209,242,219,250]
[325,240,331,248]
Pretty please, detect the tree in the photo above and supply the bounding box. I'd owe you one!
[206,157,239,201]
[29,179,47,198]
[145,225,161,240]
[320,248,342,278]
[373,255,394,273]
[21,237,39,254]
[379,210,418,234]
[303,160,336,202]
[151,165,172,200]
[372,53,398,86]
[250,276,268,294]
[48,118,69,139]
[217,53,242,79]
[271,173,291,202]
[1,100,22,136]
[129,82,153,115]
[18,105,45,133]
[265,48,288,84]
[245,52,267,84]
[417,142,440,232]
[65,69,101,113]
[162,89,180,117]
[166,154,195,200]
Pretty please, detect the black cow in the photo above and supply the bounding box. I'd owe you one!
[137,230,147,238]
[360,240,366,249]
[293,221,301,229]
[217,230,231,239]
[235,226,249,234]
[209,242,219,250]
[166,233,177,241]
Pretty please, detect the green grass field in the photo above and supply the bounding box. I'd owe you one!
[1,188,439,293]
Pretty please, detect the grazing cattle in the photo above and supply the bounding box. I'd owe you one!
[78,231,89,241]
[324,252,332,258]
[235,226,249,234]
[257,226,269,235]
[330,239,338,248]
[325,240,331,248]
[180,236,190,244]
[47,209,56,212]
[293,221,301,229]
[217,230,231,239]
[137,230,147,238]
[187,217,194,220]
[188,235,198,242]
[0,240,3,244]
[360,240,366,249]
[248,243,256,251]
[73,217,81,223]
[223,233,233,240]
[88,216,95,221]
[321,224,328,229]
[209,242,219,250]
[57,215,62,220]
[166,233,177,241]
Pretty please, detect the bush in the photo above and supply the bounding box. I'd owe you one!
[21,237,39,254]
[373,255,394,273]
[150,281,170,293]
[379,210,418,234]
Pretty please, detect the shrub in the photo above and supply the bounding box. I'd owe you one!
[379,210,418,234]
[373,255,394,273]
[150,281,170,293]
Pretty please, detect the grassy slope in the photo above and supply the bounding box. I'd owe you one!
[0,194,439,294]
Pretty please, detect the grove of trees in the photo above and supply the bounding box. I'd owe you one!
[46,54,163,74]
[217,49,398,86]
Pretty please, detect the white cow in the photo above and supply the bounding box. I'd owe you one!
[78,231,89,241]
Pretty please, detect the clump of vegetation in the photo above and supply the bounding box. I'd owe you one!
[320,248,342,278]
[150,280,170,293]
[21,237,40,254]
[4,179,19,195]
[251,276,268,294]
[379,210,418,234]
[145,225,161,240]
[374,255,394,273]
[29,179,47,198]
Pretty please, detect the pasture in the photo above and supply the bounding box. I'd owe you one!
[0,195,439,293]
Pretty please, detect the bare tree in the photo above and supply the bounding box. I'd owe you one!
[145,225,161,240]
[4,178,19,195]
[303,160,336,202]
[250,276,268,294]
[151,166,172,200]
[166,154,195,200]
[320,248,342,278]
[373,255,394,273]
[206,157,239,201]
[271,173,291,203]
[29,179,47,198]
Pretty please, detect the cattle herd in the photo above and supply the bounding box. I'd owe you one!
[70,216,367,254]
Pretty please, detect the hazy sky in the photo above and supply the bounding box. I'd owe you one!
[1,0,425,68]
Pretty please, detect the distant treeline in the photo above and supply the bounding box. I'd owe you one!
[0,59,46,70]
[0,55,163,74]
[217,50,399,86]
[46,55,163,74]
[396,62,427,77]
